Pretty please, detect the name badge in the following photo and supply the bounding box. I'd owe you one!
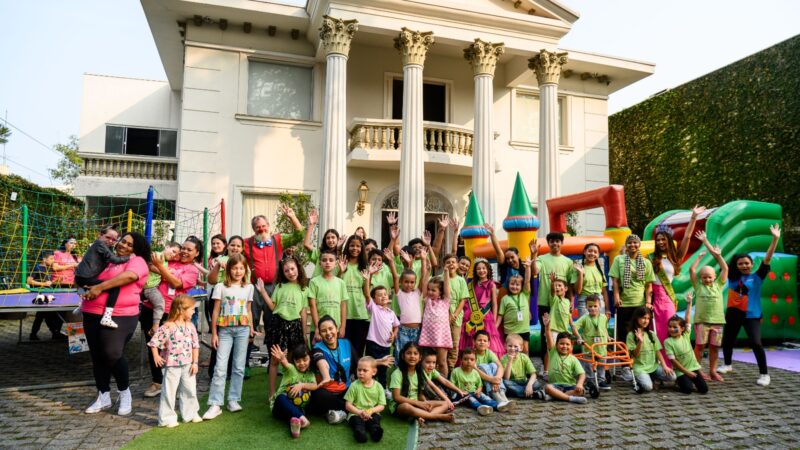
[517,311,524,321]
[593,336,603,344]
[168,287,176,296]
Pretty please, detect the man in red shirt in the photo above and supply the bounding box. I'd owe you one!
[243,206,304,336]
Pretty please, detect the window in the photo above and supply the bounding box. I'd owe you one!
[104,126,177,157]
[241,193,282,236]
[247,60,313,120]
[391,79,447,122]
[512,92,566,145]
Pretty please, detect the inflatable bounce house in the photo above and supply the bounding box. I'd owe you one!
[462,173,800,353]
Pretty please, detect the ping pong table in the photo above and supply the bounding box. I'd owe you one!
[0,291,82,343]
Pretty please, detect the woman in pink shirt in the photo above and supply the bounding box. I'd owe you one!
[140,236,203,398]
[81,231,151,416]
[52,237,80,286]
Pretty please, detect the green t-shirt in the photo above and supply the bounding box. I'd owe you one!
[271,364,316,408]
[308,248,340,278]
[500,353,536,382]
[609,256,655,307]
[423,368,441,382]
[550,295,572,333]
[450,367,482,393]
[626,330,661,375]
[547,349,584,386]
[144,251,169,289]
[271,282,309,321]
[448,275,469,328]
[475,349,499,366]
[388,368,419,413]
[536,254,574,307]
[575,313,609,356]
[343,263,369,321]
[344,379,387,418]
[693,277,726,324]
[570,263,607,296]
[498,290,531,334]
[308,275,347,331]
[370,265,394,292]
[664,332,701,378]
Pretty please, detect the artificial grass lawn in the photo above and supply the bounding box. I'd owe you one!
[124,368,412,450]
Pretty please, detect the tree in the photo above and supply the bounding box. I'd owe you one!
[0,125,10,145]
[49,135,82,187]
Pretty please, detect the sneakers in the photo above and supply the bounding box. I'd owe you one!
[756,374,771,387]
[497,400,513,412]
[586,381,600,399]
[162,422,180,428]
[598,380,612,391]
[532,389,546,400]
[717,364,733,374]
[117,388,132,416]
[227,401,243,412]
[85,391,112,414]
[186,416,203,423]
[476,405,493,416]
[569,396,588,404]
[620,367,634,382]
[326,410,347,424]
[290,417,302,438]
[202,405,222,420]
[144,383,161,398]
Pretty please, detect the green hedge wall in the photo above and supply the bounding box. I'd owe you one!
[610,34,800,253]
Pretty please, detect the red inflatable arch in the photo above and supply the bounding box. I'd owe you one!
[546,185,628,232]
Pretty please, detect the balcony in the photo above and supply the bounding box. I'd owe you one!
[348,119,474,175]
[79,153,178,181]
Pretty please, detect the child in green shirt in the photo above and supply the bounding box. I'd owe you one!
[344,357,386,443]
[665,293,708,394]
[497,258,532,353]
[269,345,320,438]
[540,314,588,404]
[626,307,676,393]
[451,349,498,415]
[574,295,611,390]
[308,250,347,342]
[690,231,729,382]
[500,334,543,399]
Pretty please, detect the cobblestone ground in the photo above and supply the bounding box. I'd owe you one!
[2,315,799,449]
[418,360,800,450]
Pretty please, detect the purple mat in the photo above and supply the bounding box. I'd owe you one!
[731,348,800,373]
[0,292,81,308]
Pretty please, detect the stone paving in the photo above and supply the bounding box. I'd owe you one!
[2,315,800,449]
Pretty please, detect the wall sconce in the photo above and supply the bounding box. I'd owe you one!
[356,181,369,216]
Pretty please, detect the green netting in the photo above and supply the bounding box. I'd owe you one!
[0,175,222,290]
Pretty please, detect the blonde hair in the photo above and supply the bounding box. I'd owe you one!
[166,294,195,323]
[505,333,524,346]
[359,356,378,368]
[224,253,249,287]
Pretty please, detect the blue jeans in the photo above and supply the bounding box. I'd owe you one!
[394,326,420,361]
[463,392,498,410]
[478,362,506,394]
[272,393,305,423]
[503,379,543,398]
[208,326,249,405]
[580,361,607,383]
[635,366,676,392]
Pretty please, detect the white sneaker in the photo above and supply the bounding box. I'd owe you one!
[202,405,222,420]
[497,400,513,412]
[185,416,203,423]
[756,374,771,387]
[620,367,634,382]
[85,391,112,414]
[227,401,243,412]
[117,388,132,416]
[477,405,493,415]
[162,422,179,428]
[326,409,347,424]
[717,364,733,374]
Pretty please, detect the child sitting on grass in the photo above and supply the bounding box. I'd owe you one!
[270,344,320,438]
[540,314,588,404]
[344,356,386,443]
[501,333,543,399]
[451,349,498,415]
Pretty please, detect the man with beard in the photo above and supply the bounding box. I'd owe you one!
[243,206,304,345]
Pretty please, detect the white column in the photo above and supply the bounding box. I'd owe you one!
[319,16,358,232]
[395,28,434,243]
[465,39,504,226]
[529,50,567,235]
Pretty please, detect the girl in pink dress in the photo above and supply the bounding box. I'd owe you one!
[418,265,453,377]
[459,260,505,358]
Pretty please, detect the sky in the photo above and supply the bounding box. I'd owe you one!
[1,0,798,187]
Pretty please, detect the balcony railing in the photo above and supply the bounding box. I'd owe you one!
[349,119,473,156]
[79,153,178,181]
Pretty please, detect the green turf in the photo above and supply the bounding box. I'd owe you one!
[124,368,411,450]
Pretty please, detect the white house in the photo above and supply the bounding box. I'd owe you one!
[75,0,653,247]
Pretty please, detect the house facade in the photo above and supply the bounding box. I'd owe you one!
[75,0,653,247]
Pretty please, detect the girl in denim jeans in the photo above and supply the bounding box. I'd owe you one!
[203,254,255,419]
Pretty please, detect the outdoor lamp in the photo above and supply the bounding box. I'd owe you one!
[356,181,369,216]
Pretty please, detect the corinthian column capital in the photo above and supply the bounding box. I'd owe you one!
[319,15,358,57]
[528,49,568,85]
[394,28,434,67]
[464,39,505,76]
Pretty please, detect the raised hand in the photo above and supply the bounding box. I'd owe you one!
[691,205,706,217]
[338,234,348,249]
[770,224,782,239]
[438,215,450,229]
[386,211,398,225]
[450,217,460,232]
[270,345,286,363]
[483,223,495,235]
[338,254,348,273]
[573,261,584,273]
[369,261,381,275]
[279,204,296,219]
[697,250,707,259]
[709,245,722,256]
[541,312,550,327]
[422,230,432,246]
[635,328,643,342]
[151,252,164,266]
[308,208,318,226]
[686,291,693,305]
[256,278,265,292]
[521,257,531,268]
[419,247,428,261]
[389,225,400,241]
[399,249,412,265]
[694,230,707,242]
[549,272,556,282]
[529,238,538,257]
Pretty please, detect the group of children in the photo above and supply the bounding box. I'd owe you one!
[141,207,780,441]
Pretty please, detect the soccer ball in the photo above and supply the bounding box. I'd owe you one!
[287,385,310,408]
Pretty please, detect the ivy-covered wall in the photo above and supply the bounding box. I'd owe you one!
[610,34,800,253]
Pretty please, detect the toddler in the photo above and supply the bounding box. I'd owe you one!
[344,357,386,443]
[75,226,130,328]
[500,334,543,399]
[451,349,498,415]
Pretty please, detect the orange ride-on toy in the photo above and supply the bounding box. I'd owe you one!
[575,340,638,398]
